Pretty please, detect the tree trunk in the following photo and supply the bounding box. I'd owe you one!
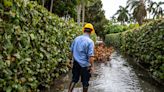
[77,4,82,26]
[138,17,143,25]
[140,0,144,4]
[82,4,85,26]
[146,11,148,19]
[121,21,124,25]
[42,0,45,6]
[50,0,54,12]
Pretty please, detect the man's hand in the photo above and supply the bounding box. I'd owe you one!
[90,66,95,73]
[88,66,95,74]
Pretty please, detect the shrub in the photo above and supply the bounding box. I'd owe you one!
[0,0,81,91]
[105,19,164,81]
[104,21,139,34]
[105,33,122,48]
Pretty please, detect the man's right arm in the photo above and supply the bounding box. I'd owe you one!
[88,41,95,72]
[89,56,94,67]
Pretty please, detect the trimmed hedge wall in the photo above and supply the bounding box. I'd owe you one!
[105,33,122,48]
[0,0,81,91]
[105,19,164,81]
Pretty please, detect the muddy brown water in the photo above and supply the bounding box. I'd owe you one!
[41,51,164,92]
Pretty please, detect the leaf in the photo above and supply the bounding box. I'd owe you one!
[6,86,12,92]
[5,60,11,66]
[55,73,59,78]
[13,53,21,59]
[25,58,31,61]
[4,1,13,7]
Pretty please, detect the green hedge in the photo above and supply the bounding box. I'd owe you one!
[105,19,164,81]
[105,33,122,48]
[104,22,139,34]
[0,0,81,91]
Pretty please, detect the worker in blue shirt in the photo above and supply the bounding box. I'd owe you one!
[68,23,95,92]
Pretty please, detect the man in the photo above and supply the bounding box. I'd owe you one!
[68,23,95,92]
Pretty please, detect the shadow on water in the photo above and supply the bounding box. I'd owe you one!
[42,51,164,92]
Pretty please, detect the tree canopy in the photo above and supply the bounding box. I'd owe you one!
[31,0,78,20]
[85,0,108,39]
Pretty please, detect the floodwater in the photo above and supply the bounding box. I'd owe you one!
[42,51,164,92]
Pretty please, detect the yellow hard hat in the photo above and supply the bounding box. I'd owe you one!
[82,23,95,34]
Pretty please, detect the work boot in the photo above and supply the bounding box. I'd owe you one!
[83,87,88,92]
[68,82,76,92]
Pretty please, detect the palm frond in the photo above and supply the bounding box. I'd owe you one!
[159,1,164,5]
[127,0,140,10]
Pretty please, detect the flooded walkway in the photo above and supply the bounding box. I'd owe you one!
[43,51,164,92]
[88,52,142,92]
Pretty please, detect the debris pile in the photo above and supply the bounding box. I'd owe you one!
[94,43,114,62]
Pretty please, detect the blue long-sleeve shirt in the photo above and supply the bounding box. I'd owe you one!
[71,34,94,67]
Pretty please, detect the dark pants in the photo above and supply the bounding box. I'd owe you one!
[72,60,91,87]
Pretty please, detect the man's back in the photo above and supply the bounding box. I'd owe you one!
[71,34,94,67]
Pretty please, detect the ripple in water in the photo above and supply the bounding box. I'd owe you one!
[88,52,143,92]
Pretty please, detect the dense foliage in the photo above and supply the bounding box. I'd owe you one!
[31,0,78,19]
[104,22,139,34]
[0,0,81,91]
[45,0,78,19]
[105,33,122,48]
[105,19,164,81]
[85,0,108,39]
